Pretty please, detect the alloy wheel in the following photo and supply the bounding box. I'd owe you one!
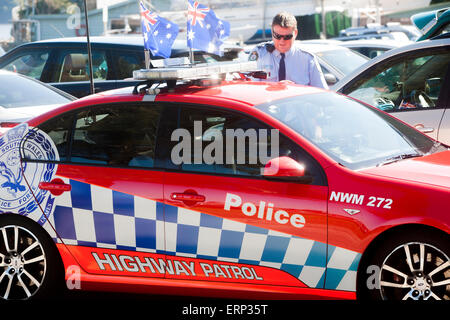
[0,225,47,300]
[379,242,450,300]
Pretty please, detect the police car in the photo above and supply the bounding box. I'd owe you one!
[0,60,448,300]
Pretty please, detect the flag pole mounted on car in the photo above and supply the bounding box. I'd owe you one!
[83,0,95,95]
[139,1,179,67]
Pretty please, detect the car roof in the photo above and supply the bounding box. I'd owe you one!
[335,39,406,48]
[332,38,450,91]
[411,7,450,40]
[17,36,240,53]
[244,41,356,53]
[104,81,324,105]
[295,42,354,53]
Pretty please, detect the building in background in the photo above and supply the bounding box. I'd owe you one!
[3,0,446,50]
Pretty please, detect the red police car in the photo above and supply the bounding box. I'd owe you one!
[0,61,448,300]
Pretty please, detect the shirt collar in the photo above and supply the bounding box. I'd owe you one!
[274,45,294,58]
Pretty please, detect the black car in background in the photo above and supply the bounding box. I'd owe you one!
[0,36,243,98]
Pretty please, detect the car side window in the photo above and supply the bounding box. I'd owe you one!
[30,114,74,162]
[57,50,109,83]
[346,50,450,112]
[2,50,49,80]
[171,106,325,185]
[70,104,161,167]
[113,50,145,79]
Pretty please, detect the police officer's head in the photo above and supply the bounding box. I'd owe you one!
[271,12,297,53]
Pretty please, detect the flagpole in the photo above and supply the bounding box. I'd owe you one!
[145,50,151,69]
[83,0,94,95]
[189,48,194,65]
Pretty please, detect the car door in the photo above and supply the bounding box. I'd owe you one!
[20,102,167,279]
[340,46,450,144]
[160,103,330,289]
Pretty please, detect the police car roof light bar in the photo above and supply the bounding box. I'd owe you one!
[133,60,258,82]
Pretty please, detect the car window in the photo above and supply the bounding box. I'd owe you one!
[35,113,74,162]
[314,49,368,75]
[170,106,325,185]
[33,104,162,168]
[57,50,109,83]
[256,92,446,170]
[70,104,161,167]
[2,50,49,80]
[113,50,145,79]
[345,50,450,112]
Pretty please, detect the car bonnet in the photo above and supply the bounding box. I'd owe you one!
[360,150,450,189]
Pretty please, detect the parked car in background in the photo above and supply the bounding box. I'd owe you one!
[331,32,411,42]
[338,23,421,41]
[332,39,403,59]
[0,36,243,98]
[303,39,403,59]
[332,38,450,145]
[245,42,369,86]
[0,70,75,134]
[412,7,450,41]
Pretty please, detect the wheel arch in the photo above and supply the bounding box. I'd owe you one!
[356,223,450,299]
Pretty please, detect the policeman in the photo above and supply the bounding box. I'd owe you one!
[249,12,328,89]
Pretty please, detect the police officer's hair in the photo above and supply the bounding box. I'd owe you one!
[272,12,297,30]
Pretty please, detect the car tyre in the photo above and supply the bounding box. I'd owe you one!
[0,214,63,300]
[360,230,449,300]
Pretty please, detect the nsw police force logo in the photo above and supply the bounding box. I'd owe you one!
[0,123,58,224]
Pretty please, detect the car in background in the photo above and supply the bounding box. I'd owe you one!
[412,7,450,41]
[245,42,369,86]
[0,70,75,134]
[333,39,404,59]
[0,36,243,98]
[338,23,420,41]
[303,39,403,59]
[332,38,450,145]
[0,46,5,57]
[299,43,369,85]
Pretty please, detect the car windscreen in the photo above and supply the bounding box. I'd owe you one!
[0,73,72,108]
[315,49,368,75]
[256,92,447,170]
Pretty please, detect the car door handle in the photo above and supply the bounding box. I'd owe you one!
[39,178,71,196]
[170,192,205,203]
[414,124,434,133]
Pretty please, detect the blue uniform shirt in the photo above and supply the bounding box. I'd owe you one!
[249,42,329,89]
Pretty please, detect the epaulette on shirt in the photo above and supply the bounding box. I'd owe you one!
[249,41,275,61]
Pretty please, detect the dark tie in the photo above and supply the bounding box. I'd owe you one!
[278,53,286,81]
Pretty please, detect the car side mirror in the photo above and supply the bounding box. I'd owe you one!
[263,156,312,183]
[324,73,337,85]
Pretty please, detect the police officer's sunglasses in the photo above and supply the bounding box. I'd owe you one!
[272,30,294,40]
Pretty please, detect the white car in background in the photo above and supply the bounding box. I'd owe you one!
[0,70,75,134]
[333,38,450,145]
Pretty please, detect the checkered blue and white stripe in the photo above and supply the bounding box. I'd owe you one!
[51,178,361,291]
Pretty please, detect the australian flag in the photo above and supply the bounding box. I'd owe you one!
[186,0,230,56]
[140,1,179,58]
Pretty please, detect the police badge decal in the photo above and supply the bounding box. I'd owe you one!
[0,123,59,225]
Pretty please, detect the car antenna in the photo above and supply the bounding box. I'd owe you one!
[83,0,95,95]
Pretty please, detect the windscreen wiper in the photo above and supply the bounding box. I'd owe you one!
[376,153,422,167]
